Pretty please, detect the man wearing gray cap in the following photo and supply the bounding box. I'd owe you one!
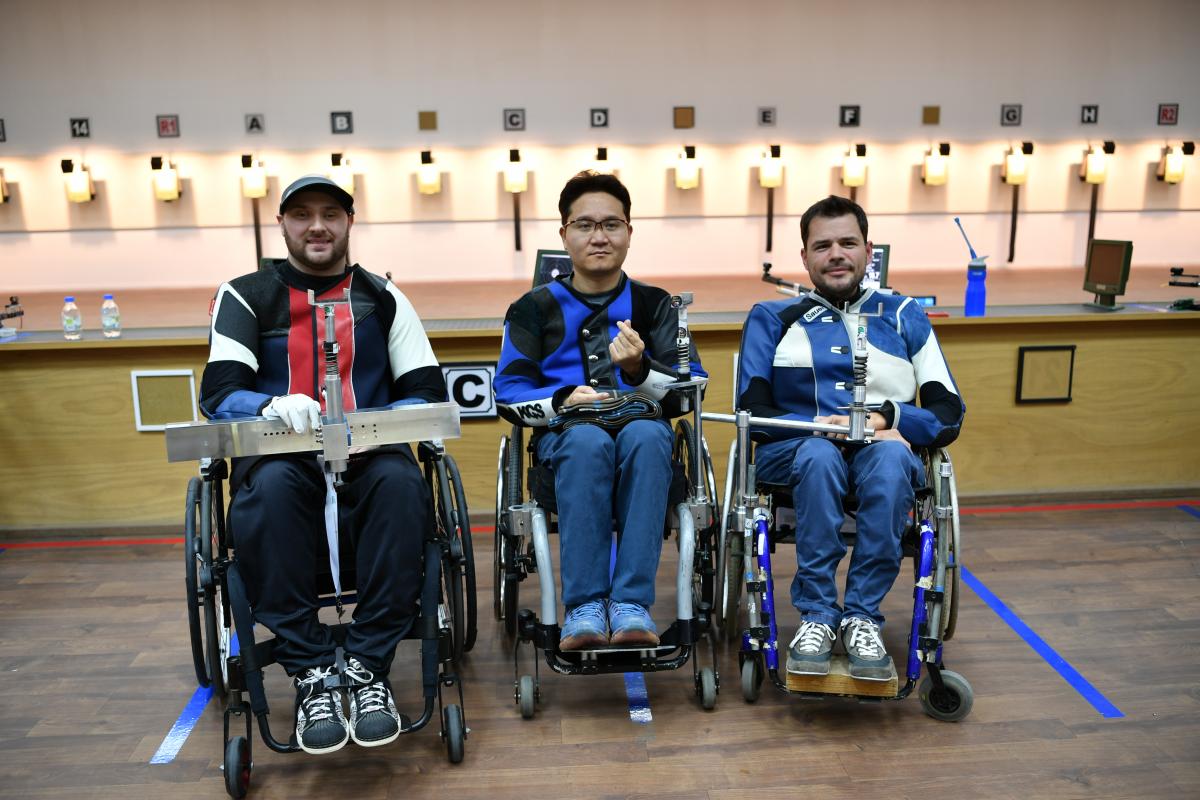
[199,175,447,754]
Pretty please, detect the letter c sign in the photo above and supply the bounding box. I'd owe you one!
[441,364,497,419]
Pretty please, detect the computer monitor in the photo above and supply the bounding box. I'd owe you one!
[1083,239,1132,311]
[862,244,890,290]
[533,249,573,288]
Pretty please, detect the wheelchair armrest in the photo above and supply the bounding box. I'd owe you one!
[200,458,228,482]
[417,440,445,463]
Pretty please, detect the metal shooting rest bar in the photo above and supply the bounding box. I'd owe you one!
[163,401,462,463]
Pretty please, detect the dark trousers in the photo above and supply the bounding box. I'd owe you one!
[228,449,429,676]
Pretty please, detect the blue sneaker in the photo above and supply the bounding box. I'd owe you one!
[560,600,609,650]
[608,601,659,647]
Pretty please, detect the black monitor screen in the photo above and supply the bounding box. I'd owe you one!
[533,249,573,288]
[1083,240,1132,294]
[862,244,890,289]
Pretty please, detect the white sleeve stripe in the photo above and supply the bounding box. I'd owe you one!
[208,284,259,370]
[912,334,958,396]
[383,281,439,378]
[500,398,556,426]
[630,368,676,400]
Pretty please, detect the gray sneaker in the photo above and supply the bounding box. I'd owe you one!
[785,620,835,675]
[839,616,893,681]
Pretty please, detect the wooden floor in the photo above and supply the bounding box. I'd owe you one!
[1,500,1198,799]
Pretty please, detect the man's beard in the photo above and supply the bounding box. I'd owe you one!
[284,231,350,273]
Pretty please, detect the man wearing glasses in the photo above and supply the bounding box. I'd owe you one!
[495,171,705,650]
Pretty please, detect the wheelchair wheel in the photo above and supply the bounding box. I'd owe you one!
[741,657,762,703]
[223,735,251,799]
[715,441,745,642]
[444,454,477,654]
[496,428,524,639]
[919,669,973,722]
[184,478,209,688]
[674,420,719,616]
[933,449,962,642]
[698,667,717,710]
[517,674,537,719]
[493,436,509,621]
[443,704,465,764]
[200,480,227,697]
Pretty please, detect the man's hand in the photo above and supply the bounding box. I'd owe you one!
[871,427,912,450]
[562,385,611,409]
[609,319,645,375]
[263,394,322,434]
[813,412,888,440]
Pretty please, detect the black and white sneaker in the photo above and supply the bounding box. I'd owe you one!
[839,616,894,681]
[293,665,349,755]
[345,656,401,747]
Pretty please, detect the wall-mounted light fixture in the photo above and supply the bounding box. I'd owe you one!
[0,169,8,204]
[329,153,355,196]
[61,159,95,203]
[417,150,441,195]
[150,156,181,201]
[504,149,527,194]
[1081,141,1115,184]
[921,142,950,186]
[759,144,783,189]
[593,146,614,175]
[841,144,867,188]
[675,145,699,190]
[240,154,268,199]
[1157,141,1194,184]
[1002,141,1034,185]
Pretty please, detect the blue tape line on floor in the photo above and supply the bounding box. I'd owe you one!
[624,672,652,724]
[1179,505,1200,521]
[961,566,1124,719]
[150,685,214,764]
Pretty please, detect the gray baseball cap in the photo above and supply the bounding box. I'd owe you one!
[278,174,355,215]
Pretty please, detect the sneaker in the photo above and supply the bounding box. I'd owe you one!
[344,656,402,747]
[839,616,893,681]
[786,620,836,675]
[293,665,349,755]
[560,600,609,650]
[608,601,660,647]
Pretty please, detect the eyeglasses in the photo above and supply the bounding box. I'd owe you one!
[566,217,629,236]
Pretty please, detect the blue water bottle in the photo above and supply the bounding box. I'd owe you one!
[954,217,988,317]
[964,258,987,317]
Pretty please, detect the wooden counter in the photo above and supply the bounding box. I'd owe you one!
[2,277,1197,532]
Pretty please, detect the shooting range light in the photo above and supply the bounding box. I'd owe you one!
[1003,142,1033,185]
[417,150,441,195]
[593,146,614,175]
[759,144,783,189]
[61,159,94,203]
[921,142,950,186]
[1081,141,1115,184]
[504,149,527,194]
[0,169,8,204]
[1156,142,1193,184]
[150,155,181,201]
[329,153,355,196]
[240,154,268,199]
[675,145,699,190]
[841,144,867,188]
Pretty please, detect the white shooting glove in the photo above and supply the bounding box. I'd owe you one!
[263,394,322,434]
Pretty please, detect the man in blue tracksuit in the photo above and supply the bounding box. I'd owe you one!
[737,195,964,680]
[495,171,705,650]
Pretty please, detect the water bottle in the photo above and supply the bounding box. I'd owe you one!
[100,293,122,338]
[61,297,83,340]
[964,258,987,317]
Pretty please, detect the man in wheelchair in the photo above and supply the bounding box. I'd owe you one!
[495,171,706,651]
[198,175,448,754]
[737,195,964,681]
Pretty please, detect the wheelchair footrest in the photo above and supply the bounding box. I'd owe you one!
[783,655,897,697]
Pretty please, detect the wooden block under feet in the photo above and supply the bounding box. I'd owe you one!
[784,654,897,697]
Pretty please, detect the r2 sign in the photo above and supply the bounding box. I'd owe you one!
[441,364,497,419]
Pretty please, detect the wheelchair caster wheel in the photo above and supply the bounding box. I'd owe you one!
[741,658,762,703]
[223,735,251,799]
[517,674,537,719]
[919,670,974,722]
[443,704,465,764]
[698,667,717,710]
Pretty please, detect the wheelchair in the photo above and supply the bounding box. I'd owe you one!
[707,409,972,722]
[493,379,722,716]
[178,415,476,798]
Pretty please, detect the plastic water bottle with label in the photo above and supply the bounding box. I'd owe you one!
[61,296,83,340]
[100,294,122,338]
